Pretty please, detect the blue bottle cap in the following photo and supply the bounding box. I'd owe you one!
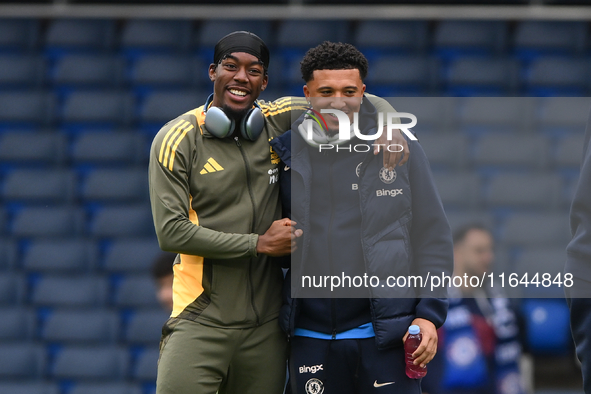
[408,325,420,335]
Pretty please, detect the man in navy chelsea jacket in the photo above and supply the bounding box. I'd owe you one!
[270,42,453,394]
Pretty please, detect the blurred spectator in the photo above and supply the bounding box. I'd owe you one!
[422,224,524,394]
[151,252,176,312]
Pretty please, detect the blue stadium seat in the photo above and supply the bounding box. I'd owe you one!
[41,309,119,343]
[30,275,108,308]
[61,91,134,126]
[130,55,200,88]
[11,207,85,238]
[124,309,169,344]
[23,239,97,273]
[445,57,519,95]
[121,20,193,53]
[365,55,439,95]
[113,274,160,308]
[196,20,273,59]
[522,299,571,355]
[486,173,563,210]
[0,382,59,394]
[432,172,481,209]
[525,57,590,96]
[45,19,115,52]
[0,239,16,271]
[0,55,45,87]
[556,133,586,168]
[71,131,145,165]
[472,134,550,169]
[0,131,67,165]
[0,19,39,50]
[90,204,155,238]
[0,91,55,126]
[69,383,142,394]
[458,97,533,134]
[513,21,587,58]
[433,21,507,58]
[51,54,125,87]
[81,168,149,203]
[500,212,570,248]
[535,97,591,134]
[139,90,204,124]
[277,20,349,49]
[0,207,5,237]
[444,211,495,235]
[0,307,35,340]
[0,343,46,379]
[388,97,457,134]
[0,273,25,305]
[103,238,162,273]
[514,247,568,278]
[3,169,76,203]
[51,345,129,380]
[417,133,468,169]
[353,20,429,56]
[133,347,159,381]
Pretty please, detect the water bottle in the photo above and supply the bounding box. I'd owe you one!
[404,325,427,379]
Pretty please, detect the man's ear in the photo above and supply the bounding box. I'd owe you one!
[261,74,268,91]
[303,85,310,99]
[361,84,366,94]
[208,63,217,82]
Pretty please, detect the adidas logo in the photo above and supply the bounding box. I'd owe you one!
[200,157,224,174]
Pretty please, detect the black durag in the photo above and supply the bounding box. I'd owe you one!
[213,31,270,70]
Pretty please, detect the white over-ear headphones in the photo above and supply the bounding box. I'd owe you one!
[203,94,265,141]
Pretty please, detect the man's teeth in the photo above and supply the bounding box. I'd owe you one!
[230,89,247,97]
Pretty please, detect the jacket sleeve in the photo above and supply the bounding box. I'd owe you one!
[565,107,591,394]
[407,140,454,328]
[149,116,259,259]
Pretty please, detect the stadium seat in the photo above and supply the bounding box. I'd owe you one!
[11,206,85,238]
[513,21,587,57]
[51,345,129,380]
[0,343,46,379]
[0,382,59,394]
[90,204,155,238]
[277,20,349,49]
[500,212,570,248]
[41,309,119,343]
[30,275,108,307]
[196,20,273,50]
[0,239,16,271]
[458,97,533,133]
[81,168,149,203]
[0,54,45,87]
[525,57,590,96]
[0,19,39,50]
[365,55,439,95]
[61,90,134,125]
[0,131,67,165]
[432,172,482,209]
[121,19,193,53]
[353,20,429,55]
[514,247,568,278]
[45,19,115,52]
[556,133,586,168]
[0,273,25,305]
[522,299,571,355]
[0,91,56,126]
[535,96,591,134]
[124,309,169,344]
[433,20,507,57]
[51,54,125,87]
[71,131,146,165]
[417,133,468,170]
[2,169,76,203]
[130,55,200,88]
[103,238,162,273]
[486,173,563,210]
[445,57,519,95]
[113,274,160,308]
[0,307,35,340]
[139,90,204,124]
[68,382,142,394]
[388,97,457,134]
[444,211,496,236]
[472,134,550,169]
[133,347,159,381]
[23,239,97,273]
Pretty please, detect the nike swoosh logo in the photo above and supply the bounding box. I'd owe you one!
[284,165,290,171]
[374,380,395,388]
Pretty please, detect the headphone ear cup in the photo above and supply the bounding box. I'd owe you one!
[204,106,235,139]
[240,106,265,141]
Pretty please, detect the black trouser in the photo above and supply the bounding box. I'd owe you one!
[289,336,422,394]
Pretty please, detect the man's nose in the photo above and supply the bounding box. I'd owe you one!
[234,67,248,82]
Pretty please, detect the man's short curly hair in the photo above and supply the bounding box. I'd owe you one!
[300,41,368,83]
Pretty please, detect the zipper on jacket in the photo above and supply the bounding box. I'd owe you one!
[235,136,260,325]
